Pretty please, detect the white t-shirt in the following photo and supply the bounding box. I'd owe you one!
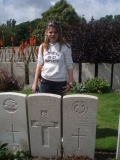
[37,42,73,82]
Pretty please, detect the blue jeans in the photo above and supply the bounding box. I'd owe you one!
[40,78,67,96]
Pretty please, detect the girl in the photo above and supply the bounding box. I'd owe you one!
[32,20,73,95]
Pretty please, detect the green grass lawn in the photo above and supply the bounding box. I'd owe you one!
[83,92,119,152]
[12,91,120,152]
[95,93,120,151]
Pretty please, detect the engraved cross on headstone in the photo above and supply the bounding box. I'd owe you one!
[31,110,58,147]
[7,124,19,143]
[72,128,86,149]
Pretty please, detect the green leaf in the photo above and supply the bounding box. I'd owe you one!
[0,143,8,150]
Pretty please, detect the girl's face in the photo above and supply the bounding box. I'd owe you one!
[46,26,59,44]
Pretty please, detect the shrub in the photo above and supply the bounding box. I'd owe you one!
[85,78,111,94]
[0,142,31,160]
[0,70,24,91]
[70,82,86,93]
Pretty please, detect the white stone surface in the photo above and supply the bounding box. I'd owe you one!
[98,63,111,84]
[0,92,29,151]
[0,62,11,76]
[0,46,39,62]
[112,63,120,89]
[116,113,120,159]
[29,62,37,85]
[82,63,95,84]
[13,62,25,86]
[73,63,79,83]
[63,94,98,158]
[27,93,61,157]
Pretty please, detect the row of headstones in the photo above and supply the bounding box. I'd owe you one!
[0,46,38,62]
[1,62,120,89]
[0,92,98,158]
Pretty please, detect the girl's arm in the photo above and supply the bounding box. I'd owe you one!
[32,66,40,93]
[62,69,73,95]
[68,69,73,87]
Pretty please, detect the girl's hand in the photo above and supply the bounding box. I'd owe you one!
[62,84,72,96]
[32,84,37,93]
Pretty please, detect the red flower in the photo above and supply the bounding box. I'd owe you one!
[29,37,35,45]
[14,58,16,62]
[22,51,24,56]
[2,30,4,34]
[0,40,3,46]
[33,39,36,44]
[24,42,27,46]
[27,50,29,55]
[11,37,14,42]
[24,56,26,61]
[36,48,39,54]
[62,37,65,41]
[13,49,16,54]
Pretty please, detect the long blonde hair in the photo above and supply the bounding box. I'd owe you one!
[44,20,69,51]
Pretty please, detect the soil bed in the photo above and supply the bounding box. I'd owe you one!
[95,151,116,160]
[32,152,116,160]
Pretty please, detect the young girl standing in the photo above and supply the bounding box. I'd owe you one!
[32,20,73,95]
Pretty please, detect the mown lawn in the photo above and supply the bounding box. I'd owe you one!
[94,93,120,151]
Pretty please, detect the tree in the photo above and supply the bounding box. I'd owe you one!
[36,0,82,41]
[10,21,31,46]
[72,16,120,63]
[7,19,16,27]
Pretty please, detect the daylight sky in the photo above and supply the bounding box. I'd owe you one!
[0,0,120,25]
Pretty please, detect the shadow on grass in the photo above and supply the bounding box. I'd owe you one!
[96,127,118,138]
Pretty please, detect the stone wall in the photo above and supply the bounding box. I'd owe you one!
[0,62,120,89]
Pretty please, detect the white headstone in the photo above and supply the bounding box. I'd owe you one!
[13,62,25,87]
[29,62,37,85]
[63,94,98,158]
[98,63,111,84]
[0,62,11,76]
[116,113,120,159]
[73,63,79,83]
[27,93,61,157]
[82,63,95,84]
[112,63,120,89]
[0,92,29,151]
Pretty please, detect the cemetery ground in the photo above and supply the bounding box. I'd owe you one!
[12,90,119,160]
[0,89,120,160]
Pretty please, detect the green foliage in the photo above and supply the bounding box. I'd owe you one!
[11,21,31,45]
[0,141,96,160]
[41,0,79,23]
[37,0,81,38]
[94,93,120,151]
[0,26,14,46]
[85,78,111,94]
[0,142,31,160]
[0,0,81,47]
[70,82,86,93]
[0,142,8,158]
[1,1,120,64]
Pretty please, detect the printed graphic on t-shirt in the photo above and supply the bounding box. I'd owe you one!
[45,51,60,63]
